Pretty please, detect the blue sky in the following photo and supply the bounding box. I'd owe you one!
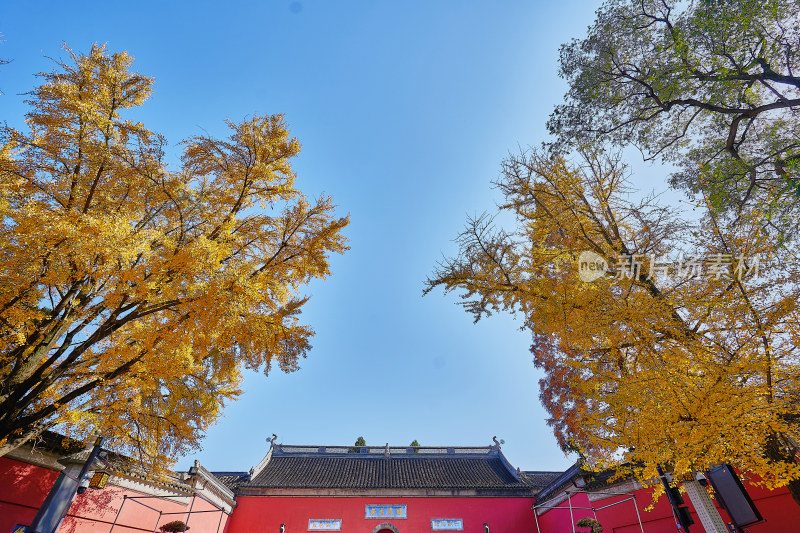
[0,1,673,473]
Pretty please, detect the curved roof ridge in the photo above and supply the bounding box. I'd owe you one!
[272,443,497,457]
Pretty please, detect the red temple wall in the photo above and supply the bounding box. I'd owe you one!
[533,490,594,533]
[4,453,800,533]
[62,486,227,533]
[0,457,229,533]
[727,481,797,532]
[0,457,60,533]
[577,482,798,533]
[592,487,699,533]
[225,495,536,533]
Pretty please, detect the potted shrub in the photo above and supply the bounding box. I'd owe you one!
[160,521,190,532]
[574,517,603,533]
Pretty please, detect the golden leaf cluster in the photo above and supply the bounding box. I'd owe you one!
[0,45,348,468]
[427,148,800,498]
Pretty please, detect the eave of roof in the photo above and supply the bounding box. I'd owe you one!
[520,471,569,491]
[210,472,251,491]
[242,443,539,494]
[532,462,585,502]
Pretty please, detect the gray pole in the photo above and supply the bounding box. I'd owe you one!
[29,436,104,533]
[683,479,728,533]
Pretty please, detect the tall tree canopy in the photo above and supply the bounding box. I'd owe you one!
[0,46,349,466]
[548,0,800,229]
[426,149,800,503]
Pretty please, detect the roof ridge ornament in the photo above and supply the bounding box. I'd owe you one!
[249,435,278,480]
[385,443,390,457]
[492,436,504,450]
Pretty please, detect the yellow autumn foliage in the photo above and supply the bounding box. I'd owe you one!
[427,148,800,503]
[0,45,348,468]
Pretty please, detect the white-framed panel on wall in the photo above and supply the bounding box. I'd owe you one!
[307,519,342,531]
[365,504,407,519]
[431,518,464,531]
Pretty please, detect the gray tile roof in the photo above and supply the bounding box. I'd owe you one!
[243,444,541,492]
[210,472,251,491]
[532,463,585,502]
[520,471,568,490]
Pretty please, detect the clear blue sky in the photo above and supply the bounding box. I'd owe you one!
[0,1,671,473]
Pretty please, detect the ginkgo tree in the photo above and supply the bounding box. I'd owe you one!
[426,149,800,504]
[0,45,349,467]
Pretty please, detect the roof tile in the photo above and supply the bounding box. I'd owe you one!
[244,445,540,491]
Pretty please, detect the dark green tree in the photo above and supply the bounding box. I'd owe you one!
[348,436,366,453]
[548,0,800,233]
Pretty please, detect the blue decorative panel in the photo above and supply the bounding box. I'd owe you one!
[431,519,464,531]
[365,504,407,519]
[307,519,342,531]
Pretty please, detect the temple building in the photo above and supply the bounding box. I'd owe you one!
[1,434,797,533]
[223,440,558,532]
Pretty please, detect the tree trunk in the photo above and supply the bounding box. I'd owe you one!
[0,425,49,458]
[765,432,800,506]
[788,478,800,507]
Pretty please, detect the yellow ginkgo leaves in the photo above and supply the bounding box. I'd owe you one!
[427,148,800,504]
[0,45,348,470]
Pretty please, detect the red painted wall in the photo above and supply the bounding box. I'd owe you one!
[0,457,60,533]
[4,453,799,533]
[533,491,594,533]
[531,478,800,533]
[592,487,690,533]
[61,486,228,533]
[586,482,799,533]
[720,481,798,533]
[0,456,229,533]
[225,495,536,533]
